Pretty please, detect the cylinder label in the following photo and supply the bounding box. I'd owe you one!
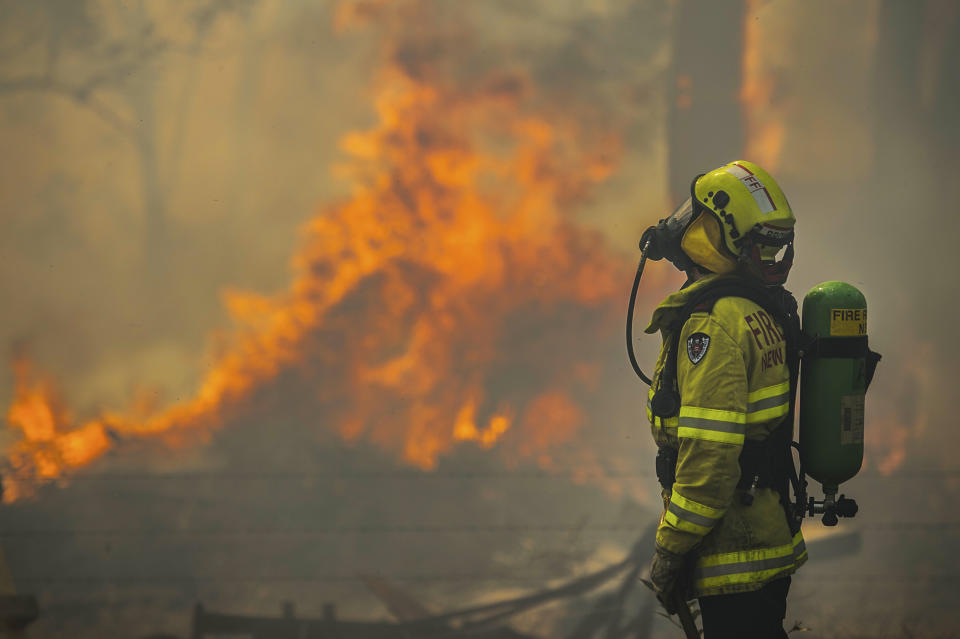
[840,395,865,445]
[830,308,867,336]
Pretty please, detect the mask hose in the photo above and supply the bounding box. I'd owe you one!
[627,232,654,385]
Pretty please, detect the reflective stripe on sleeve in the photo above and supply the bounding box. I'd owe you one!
[648,390,678,429]
[659,416,679,428]
[677,406,746,444]
[664,508,710,535]
[747,381,790,404]
[746,382,790,423]
[694,532,807,590]
[664,490,725,535]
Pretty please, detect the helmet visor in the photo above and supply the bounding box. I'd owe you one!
[662,197,697,237]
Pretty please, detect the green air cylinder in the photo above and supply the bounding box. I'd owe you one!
[799,281,867,496]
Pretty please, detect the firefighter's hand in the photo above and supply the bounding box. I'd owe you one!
[649,545,686,614]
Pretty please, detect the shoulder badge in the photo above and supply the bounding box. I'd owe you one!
[686,332,710,364]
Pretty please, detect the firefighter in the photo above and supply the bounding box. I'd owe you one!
[643,161,806,639]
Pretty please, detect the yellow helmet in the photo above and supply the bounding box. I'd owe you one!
[679,160,796,283]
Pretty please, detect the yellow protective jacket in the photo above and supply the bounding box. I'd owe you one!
[646,274,807,597]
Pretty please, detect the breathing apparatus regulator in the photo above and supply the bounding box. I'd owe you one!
[627,161,881,527]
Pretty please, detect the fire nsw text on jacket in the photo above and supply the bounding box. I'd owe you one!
[646,274,807,597]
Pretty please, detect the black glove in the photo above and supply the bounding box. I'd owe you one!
[649,545,688,614]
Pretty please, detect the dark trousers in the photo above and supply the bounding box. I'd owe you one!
[697,577,791,639]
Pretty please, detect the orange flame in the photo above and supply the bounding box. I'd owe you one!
[2,3,653,501]
[5,358,112,496]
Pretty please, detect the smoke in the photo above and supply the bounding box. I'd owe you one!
[739,0,959,476]
[737,2,960,636]
[2,0,959,637]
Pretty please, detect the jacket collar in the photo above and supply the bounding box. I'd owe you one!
[644,273,726,334]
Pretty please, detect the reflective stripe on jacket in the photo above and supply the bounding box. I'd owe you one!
[646,274,806,597]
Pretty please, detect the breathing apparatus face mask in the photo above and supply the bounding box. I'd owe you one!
[640,197,698,272]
